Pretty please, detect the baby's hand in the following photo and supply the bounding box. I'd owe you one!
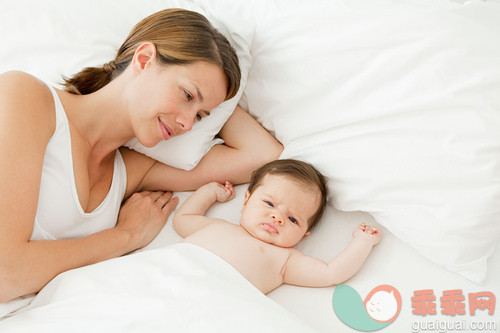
[209,181,235,203]
[352,223,381,246]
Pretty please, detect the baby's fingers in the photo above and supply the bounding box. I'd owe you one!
[368,227,382,245]
[225,181,234,192]
[224,181,235,199]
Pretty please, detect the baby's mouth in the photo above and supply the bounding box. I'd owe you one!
[262,223,278,234]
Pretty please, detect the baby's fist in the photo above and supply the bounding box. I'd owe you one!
[211,181,235,202]
[353,223,382,246]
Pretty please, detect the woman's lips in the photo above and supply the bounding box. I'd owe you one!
[159,118,174,140]
[262,223,279,234]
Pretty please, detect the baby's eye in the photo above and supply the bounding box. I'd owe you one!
[264,200,274,207]
[288,217,297,224]
[196,113,203,121]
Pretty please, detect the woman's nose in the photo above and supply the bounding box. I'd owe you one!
[271,214,284,225]
[176,117,193,132]
[176,110,196,132]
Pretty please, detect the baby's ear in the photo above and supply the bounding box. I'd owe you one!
[241,191,250,214]
[243,191,251,205]
[304,231,311,238]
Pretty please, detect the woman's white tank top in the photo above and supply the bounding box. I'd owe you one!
[30,86,127,240]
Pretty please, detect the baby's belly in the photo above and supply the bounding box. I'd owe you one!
[183,231,286,293]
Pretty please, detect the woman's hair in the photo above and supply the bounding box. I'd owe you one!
[63,8,240,99]
[247,159,329,231]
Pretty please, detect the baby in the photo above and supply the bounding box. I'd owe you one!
[173,159,381,294]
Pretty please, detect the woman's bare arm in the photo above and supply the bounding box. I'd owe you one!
[0,72,175,302]
[128,105,283,195]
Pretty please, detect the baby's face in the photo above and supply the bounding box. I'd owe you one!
[239,174,321,248]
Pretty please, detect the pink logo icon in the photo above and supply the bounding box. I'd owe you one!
[364,284,402,323]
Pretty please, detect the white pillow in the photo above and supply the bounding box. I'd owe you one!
[0,0,253,171]
[241,0,500,283]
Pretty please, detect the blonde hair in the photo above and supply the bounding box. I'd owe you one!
[247,159,328,231]
[63,9,240,99]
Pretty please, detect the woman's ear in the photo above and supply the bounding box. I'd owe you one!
[132,42,157,71]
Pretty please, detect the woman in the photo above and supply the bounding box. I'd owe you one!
[0,9,282,302]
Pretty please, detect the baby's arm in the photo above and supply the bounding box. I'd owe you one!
[283,223,381,287]
[173,181,235,238]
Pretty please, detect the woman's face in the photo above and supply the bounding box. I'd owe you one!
[128,60,227,147]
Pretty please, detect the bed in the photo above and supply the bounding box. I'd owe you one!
[0,0,499,332]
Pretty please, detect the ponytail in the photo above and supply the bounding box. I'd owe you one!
[63,60,128,95]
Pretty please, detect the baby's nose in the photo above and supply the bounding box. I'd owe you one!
[271,214,284,225]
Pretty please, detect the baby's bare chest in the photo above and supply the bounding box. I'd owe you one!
[184,223,291,293]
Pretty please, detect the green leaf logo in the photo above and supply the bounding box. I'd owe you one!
[332,284,402,331]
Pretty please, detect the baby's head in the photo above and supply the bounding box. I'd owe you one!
[240,159,328,247]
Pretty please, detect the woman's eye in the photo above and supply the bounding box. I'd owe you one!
[196,112,210,122]
[264,200,274,207]
[184,90,193,101]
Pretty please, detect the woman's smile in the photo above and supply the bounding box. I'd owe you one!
[159,118,175,140]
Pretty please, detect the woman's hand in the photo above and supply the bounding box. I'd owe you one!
[116,191,179,250]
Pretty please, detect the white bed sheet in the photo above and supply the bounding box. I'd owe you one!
[0,242,315,333]
[148,186,500,333]
[1,187,498,332]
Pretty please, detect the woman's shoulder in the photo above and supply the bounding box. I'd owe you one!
[0,71,56,138]
[0,70,53,100]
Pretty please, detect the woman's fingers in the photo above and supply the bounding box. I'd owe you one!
[138,191,175,209]
[149,191,179,213]
[153,191,173,207]
[162,195,179,213]
[148,191,164,202]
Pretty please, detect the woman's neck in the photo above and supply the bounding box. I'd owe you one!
[56,80,134,162]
